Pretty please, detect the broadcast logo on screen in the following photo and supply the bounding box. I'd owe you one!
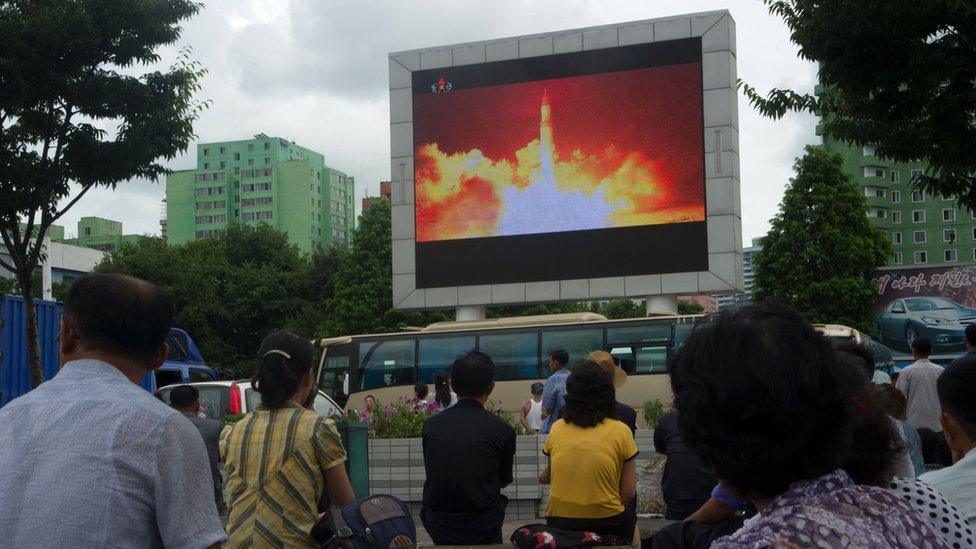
[430,77,453,94]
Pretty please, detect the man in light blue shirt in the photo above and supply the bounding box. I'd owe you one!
[0,274,226,548]
[919,357,976,526]
[540,349,570,434]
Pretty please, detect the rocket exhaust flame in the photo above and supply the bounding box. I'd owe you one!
[414,64,705,243]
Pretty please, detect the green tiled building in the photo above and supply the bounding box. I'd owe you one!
[818,100,974,267]
[60,217,143,252]
[165,135,355,253]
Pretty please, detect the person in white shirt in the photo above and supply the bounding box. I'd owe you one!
[520,382,544,432]
[919,357,976,526]
[895,337,944,432]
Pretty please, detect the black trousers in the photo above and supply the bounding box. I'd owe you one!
[645,516,746,549]
[546,509,637,542]
[421,496,508,545]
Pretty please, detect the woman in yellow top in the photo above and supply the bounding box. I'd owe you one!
[540,360,639,543]
[220,331,356,548]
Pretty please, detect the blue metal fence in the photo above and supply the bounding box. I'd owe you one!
[0,294,154,407]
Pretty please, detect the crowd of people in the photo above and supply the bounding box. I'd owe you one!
[0,273,974,548]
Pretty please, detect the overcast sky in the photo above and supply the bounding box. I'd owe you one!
[55,0,819,244]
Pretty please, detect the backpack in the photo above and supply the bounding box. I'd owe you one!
[313,495,417,549]
[510,523,630,549]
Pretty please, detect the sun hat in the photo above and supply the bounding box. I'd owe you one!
[586,350,627,389]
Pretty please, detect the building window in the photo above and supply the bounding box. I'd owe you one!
[891,171,900,184]
[943,208,956,222]
[945,228,957,243]
[264,157,270,165]
[910,169,924,181]
[203,162,210,169]
[234,152,240,160]
[893,252,903,265]
[247,144,254,151]
[214,215,226,223]
[973,248,976,261]
[862,145,877,156]
[915,251,927,264]
[233,167,240,175]
[945,249,958,262]
[875,209,886,219]
[891,191,901,204]
[195,215,213,224]
[913,230,927,244]
[874,168,884,178]
[219,147,225,154]
[892,232,902,245]
[874,188,885,198]
[264,142,270,150]
[913,210,926,223]
[248,158,254,166]
[892,211,901,223]
[214,200,226,208]
[220,161,226,169]
[195,202,212,210]
[911,190,924,202]
[203,148,209,156]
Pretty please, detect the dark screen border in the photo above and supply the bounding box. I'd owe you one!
[412,37,702,93]
[416,222,709,288]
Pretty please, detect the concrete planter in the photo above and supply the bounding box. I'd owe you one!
[367,429,658,522]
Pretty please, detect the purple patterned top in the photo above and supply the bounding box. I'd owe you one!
[713,470,949,548]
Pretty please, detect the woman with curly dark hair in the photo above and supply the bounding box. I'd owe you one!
[669,305,946,548]
[539,361,638,543]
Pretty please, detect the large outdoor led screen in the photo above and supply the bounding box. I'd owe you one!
[412,38,707,288]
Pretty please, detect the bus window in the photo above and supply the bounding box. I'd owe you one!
[478,332,538,381]
[419,336,475,382]
[674,323,698,349]
[635,346,668,373]
[607,324,671,345]
[541,328,603,374]
[360,339,416,390]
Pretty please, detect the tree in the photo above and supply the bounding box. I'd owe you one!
[321,200,449,338]
[0,0,206,387]
[741,0,976,207]
[97,225,321,375]
[753,146,891,333]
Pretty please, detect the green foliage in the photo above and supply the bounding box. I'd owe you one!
[96,224,331,374]
[740,0,976,208]
[642,399,668,429]
[589,299,646,320]
[0,273,71,301]
[368,398,528,438]
[368,398,438,439]
[321,200,449,337]
[221,413,247,427]
[753,147,891,334]
[0,0,206,387]
[677,300,705,315]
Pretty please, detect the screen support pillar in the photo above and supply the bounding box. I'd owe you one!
[646,295,678,316]
[456,305,486,321]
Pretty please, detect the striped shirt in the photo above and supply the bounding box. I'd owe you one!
[920,447,976,527]
[220,402,347,548]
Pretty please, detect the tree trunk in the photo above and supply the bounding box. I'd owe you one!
[19,272,44,389]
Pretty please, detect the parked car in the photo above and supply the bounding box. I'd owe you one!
[157,380,342,419]
[152,328,219,389]
[814,323,896,374]
[876,297,976,353]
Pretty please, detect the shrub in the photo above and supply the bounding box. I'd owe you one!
[642,399,668,429]
[367,397,530,438]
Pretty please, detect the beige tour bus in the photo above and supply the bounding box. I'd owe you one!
[314,312,706,415]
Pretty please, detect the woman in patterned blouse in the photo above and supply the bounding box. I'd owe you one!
[669,305,948,548]
[221,331,356,548]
